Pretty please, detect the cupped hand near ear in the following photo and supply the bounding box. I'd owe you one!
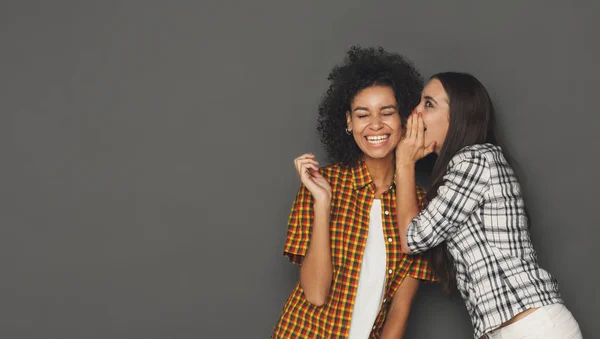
[395,113,436,167]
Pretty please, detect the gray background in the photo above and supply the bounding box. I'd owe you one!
[1,1,598,338]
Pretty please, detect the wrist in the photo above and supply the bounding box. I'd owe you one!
[313,197,331,209]
[395,163,415,173]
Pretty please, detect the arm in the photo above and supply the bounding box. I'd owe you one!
[379,276,420,339]
[398,153,490,254]
[298,199,333,306]
[395,164,420,254]
[394,114,490,254]
[284,153,333,306]
[393,112,436,254]
[405,186,438,282]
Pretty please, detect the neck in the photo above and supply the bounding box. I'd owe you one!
[363,154,395,190]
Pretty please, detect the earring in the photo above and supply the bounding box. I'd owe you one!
[345,128,352,135]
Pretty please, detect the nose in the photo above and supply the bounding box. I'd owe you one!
[412,104,422,115]
[370,115,384,130]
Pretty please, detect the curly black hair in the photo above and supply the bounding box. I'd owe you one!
[317,46,424,166]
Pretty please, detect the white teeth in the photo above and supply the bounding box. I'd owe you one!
[366,135,389,141]
[366,135,390,144]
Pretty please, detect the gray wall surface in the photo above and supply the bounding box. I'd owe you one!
[1,1,598,338]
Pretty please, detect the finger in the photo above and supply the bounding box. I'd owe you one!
[308,167,323,178]
[295,153,315,162]
[406,114,414,139]
[413,113,421,140]
[297,159,320,169]
[424,141,437,156]
[299,161,320,175]
[302,164,320,180]
[416,113,424,144]
[298,157,319,163]
[309,167,328,182]
[413,113,420,141]
[296,158,319,167]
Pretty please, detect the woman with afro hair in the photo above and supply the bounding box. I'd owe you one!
[271,46,437,339]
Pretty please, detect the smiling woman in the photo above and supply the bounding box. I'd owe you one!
[270,46,439,339]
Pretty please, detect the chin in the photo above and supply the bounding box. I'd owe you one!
[361,148,394,160]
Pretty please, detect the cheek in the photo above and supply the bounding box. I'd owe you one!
[425,115,447,139]
[389,119,402,134]
[437,115,450,134]
[429,114,445,129]
[351,118,366,130]
[423,115,435,131]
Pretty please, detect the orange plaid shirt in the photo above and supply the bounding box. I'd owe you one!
[271,160,436,339]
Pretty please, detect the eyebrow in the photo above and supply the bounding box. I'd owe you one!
[353,105,397,112]
[424,95,438,104]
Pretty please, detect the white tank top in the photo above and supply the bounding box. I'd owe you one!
[348,199,387,339]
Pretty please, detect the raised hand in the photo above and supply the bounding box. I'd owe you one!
[395,113,436,167]
[294,153,332,203]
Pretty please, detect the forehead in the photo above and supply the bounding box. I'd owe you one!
[351,85,396,106]
[423,79,447,100]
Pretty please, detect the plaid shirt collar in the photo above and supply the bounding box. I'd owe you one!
[351,159,396,191]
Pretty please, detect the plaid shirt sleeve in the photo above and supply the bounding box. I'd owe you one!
[283,183,315,264]
[407,151,491,254]
[406,185,437,281]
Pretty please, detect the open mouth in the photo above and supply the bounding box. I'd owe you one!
[365,134,390,145]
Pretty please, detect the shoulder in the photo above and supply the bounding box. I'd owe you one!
[444,144,500,184]
[318,162,347,184]
[449,144,500,168]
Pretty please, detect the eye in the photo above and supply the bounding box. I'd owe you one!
[425,100,434,108]
[357,114,368,119]
[382,112,395,116]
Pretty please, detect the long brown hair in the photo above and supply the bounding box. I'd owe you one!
[425,72,501,295]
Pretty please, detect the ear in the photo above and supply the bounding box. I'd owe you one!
[346,111,352,132]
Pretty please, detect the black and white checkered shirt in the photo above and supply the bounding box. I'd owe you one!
[406,144,563,339]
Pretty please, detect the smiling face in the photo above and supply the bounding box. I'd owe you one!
[346,85,402,161]
[414,78,451,154]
